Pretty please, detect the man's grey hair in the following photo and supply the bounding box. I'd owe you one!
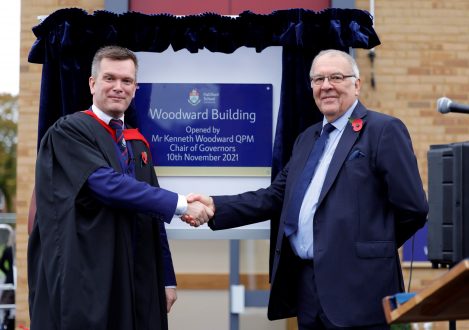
[311,49,360,78]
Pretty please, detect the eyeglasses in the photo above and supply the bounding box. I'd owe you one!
[310,73,356,85]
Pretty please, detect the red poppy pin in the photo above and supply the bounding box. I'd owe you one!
[348,118,364,132]
[141,151,148,166]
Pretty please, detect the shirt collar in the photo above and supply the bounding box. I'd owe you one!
[322,99,358,132]
[91,105,125,126]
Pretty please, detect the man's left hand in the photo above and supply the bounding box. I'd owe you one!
[165,287,177,313]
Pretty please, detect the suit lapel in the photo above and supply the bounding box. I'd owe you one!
[317,103,367,206]
[294,124,322,181]
[282,124,322,226]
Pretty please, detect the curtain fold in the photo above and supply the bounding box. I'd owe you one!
[30,8,379,62]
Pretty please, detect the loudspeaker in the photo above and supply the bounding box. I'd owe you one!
[427,142,469,268]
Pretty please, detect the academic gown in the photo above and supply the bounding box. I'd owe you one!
[28,111,173,330]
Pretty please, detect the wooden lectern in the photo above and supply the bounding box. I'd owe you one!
[383,259,469,327]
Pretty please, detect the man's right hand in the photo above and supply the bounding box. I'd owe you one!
[181,194,215,227]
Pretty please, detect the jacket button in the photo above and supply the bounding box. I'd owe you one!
[275,249,281,255]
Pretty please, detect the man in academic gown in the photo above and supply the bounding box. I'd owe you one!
[27,45,213,330]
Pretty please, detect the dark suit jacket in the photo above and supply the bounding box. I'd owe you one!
[209,101,428,327]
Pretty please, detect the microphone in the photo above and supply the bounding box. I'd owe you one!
[437,97,469,114]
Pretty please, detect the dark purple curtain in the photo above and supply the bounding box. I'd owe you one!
[29,7,379,275]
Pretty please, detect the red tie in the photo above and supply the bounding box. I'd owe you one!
[109,118,128,164]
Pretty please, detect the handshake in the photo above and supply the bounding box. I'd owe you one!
[181,194,214,227]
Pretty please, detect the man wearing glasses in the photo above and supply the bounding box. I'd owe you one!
[187,49,428,329]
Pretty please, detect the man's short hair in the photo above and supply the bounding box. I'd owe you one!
[91,45,138,78]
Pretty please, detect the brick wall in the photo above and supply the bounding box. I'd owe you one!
[16,1,469,329]
[355,1,469,329]
[16,1,105,327]
[355,0,469,188]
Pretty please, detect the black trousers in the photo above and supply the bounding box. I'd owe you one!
[296,260,390,330]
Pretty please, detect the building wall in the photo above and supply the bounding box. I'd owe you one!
[130,0,328,15]
[356,0,469,190]
[16,2,106,327]
[16,0,469,329]
[354,1,469,329]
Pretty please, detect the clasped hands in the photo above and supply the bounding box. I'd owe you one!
[180,194,214,227]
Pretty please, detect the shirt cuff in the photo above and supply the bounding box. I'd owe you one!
[175,194,187,216]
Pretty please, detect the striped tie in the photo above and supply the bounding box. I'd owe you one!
[109,118,128,164]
